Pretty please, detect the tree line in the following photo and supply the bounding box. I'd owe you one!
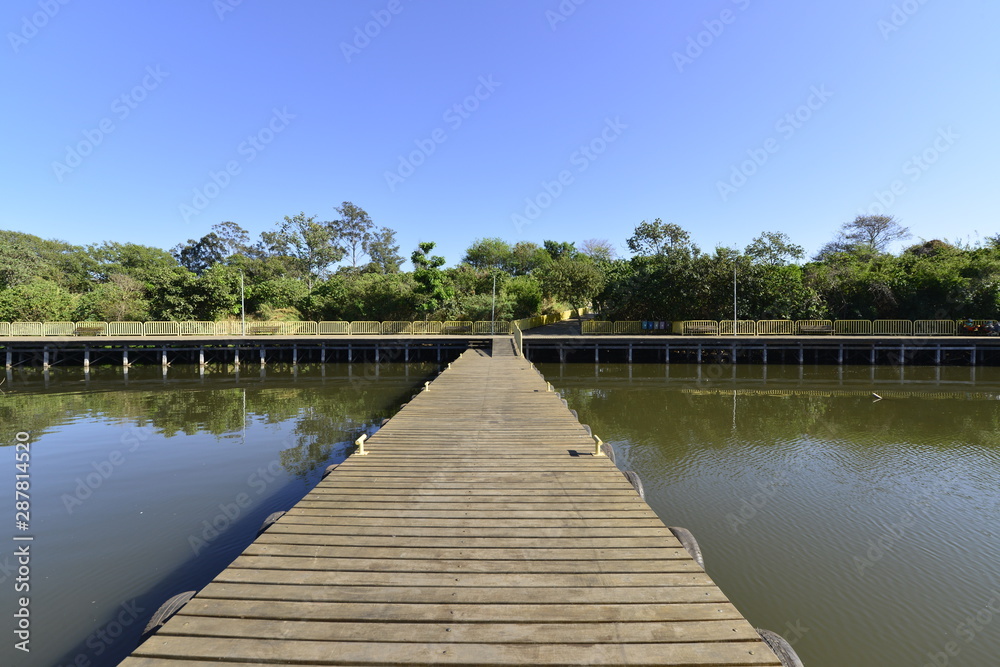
[1,206,998,323]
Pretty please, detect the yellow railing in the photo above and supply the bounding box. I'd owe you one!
[350,321,381,335]
[411,321,442,335]
[2,315,988,338]
[612,321,643,334]
[381,321,413,335]
[581,320,613,334]
[834,320,872,335]
[145,321,180,336]
[755,320,794,335]
[473,321,510,335]
[796,320,834,333]
[42,321,75,336]
[10,322,42,336]
[673,320,719,335]
[73,321,109,336]
[719,320,756,335]
[108,322,144,336]
[873,319,912,336]
[914,320,956,336]
[178,321,217,336]
[319,321,350,335]
[442,321,473,335]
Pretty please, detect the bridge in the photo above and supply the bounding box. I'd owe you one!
[122,337,794,666]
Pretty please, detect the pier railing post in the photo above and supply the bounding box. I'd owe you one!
[593,434,605,457]
[355,433,369,456]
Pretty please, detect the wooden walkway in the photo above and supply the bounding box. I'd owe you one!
[124,339,782,666]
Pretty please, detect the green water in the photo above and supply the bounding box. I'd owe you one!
[0,363,438,667]
[2,361,998,666]
[541,362,1000,667]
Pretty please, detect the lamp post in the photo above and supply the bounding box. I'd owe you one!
[733,263,737,336]
[491,272,497,335]
[240,270,246,337]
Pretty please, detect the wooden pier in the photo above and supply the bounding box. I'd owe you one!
[123,338,785,666]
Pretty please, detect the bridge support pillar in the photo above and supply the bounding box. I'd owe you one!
[5,350,11,369]
[83,347,90,371]
[260,346,266,366]
[935,345,941,365]
[838,344,843,365]
[123,346,129,368]
[234,346,240,367]
[293,345,298,366]
[199,346,205,367]
[43,347,50,369]
[161,347,168,368]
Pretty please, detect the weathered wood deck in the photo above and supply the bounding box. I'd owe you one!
[123,338,782,666]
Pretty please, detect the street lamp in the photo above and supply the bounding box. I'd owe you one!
[240,270,246,336]
[491,272,497,334]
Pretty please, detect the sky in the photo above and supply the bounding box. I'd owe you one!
[3,0,998,269]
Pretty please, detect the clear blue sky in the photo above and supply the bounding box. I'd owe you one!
[3,0,998,268]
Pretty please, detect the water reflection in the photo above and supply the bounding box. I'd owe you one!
[0,363,437,667]
[542,363,1000,667]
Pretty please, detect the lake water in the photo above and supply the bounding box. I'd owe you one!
[0,363,439,667]
[540,362,1000,667]
[2,360,998,666]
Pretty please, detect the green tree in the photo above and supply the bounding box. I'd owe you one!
[744,231,804,266]
[172,221,250,275]
[330,201,374,269]
[626,219,692,256]
[261,213,344,288]
[463,238,513,272]
[411,242,453,317]
[73,274,150,321]
[580,239,617,262]
[539,257,605,324]
[0,280,77,321]
[363,226,404,274]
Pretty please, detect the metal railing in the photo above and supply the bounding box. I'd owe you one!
[756,320,795,335]
[719,320,756,335]
[579,318,990,336]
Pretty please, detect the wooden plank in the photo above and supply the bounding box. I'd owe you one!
[157,617,763,644]
[131,637,781,665]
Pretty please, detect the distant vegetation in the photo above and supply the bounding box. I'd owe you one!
[2,206,998,323]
